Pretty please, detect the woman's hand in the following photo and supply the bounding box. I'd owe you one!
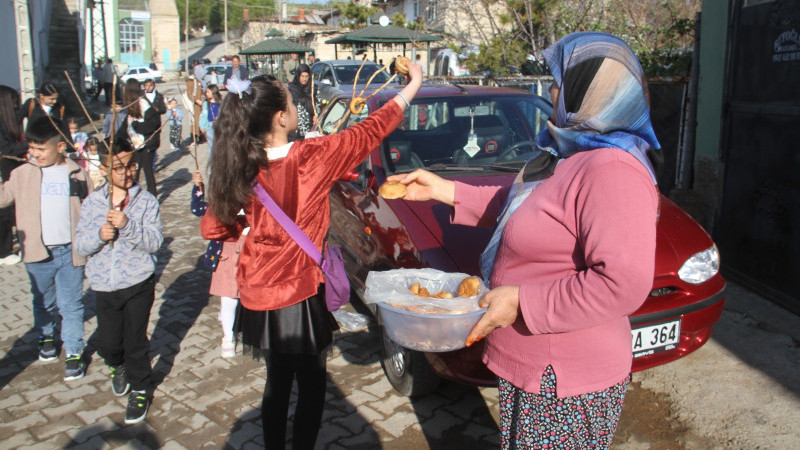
[387,169,455,206]
[465,285,521,347]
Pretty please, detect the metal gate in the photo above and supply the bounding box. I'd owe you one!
[717,0,800,312]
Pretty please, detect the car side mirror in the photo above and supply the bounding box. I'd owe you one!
[340,169,359,182]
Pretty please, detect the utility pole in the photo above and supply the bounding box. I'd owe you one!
[184,0,189,73]
[224,0,228,56]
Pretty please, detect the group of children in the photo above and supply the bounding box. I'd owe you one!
[0,80,231,425]
[0,116,162,424]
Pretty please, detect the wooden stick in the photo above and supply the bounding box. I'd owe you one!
[331,109,352,134]
[357,59,393,99]
[310,74,317,122]
[0,154,35,167]
[136,116,170,150]
[364,73,399,100]
[43,113,79,153]
[177,83,199,172]
[352,55,368,98]
[107,76,120,248]
[62,70,110,151]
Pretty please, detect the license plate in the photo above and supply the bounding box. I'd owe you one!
[631,319,681,358]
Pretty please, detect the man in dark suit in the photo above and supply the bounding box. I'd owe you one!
[223,55,249,88]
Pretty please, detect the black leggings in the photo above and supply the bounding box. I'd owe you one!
[262,352,327,450]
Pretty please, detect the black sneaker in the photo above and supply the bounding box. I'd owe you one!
[38,336,57,362]
[125,391,150,425]
[64,354,86,381]
[110,365,131,396]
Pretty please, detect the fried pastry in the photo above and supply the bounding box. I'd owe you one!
[378,180,407,199]
[457,276,481,297]
[394,56,411,75]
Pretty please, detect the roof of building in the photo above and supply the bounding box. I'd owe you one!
[325,24,443,44]
[240,37,313,55]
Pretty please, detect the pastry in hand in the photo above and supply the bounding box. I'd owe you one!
[434,291,454,299]
[379,180,407,199]
[458,277,481,297]
[409,282,421,295]
[394,56,411,75]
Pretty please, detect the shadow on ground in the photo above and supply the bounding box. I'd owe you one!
[223,379,381,449]
[150,256,211,387]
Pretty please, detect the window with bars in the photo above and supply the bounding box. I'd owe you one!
[119,18,145,55]
[426,0,437,22]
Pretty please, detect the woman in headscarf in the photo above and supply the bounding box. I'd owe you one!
[286,64,319,141]
[389,32,662,448]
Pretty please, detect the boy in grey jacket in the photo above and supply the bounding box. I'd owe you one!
[75,137,162,425]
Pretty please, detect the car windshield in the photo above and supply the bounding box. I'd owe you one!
[334,64,392,85]
[380,95,552,173]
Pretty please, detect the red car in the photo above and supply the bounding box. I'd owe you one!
[318,85,726,396]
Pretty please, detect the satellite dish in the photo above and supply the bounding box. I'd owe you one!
[379,15,390,27]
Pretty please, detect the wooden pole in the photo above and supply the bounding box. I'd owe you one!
[63,71,110,151]
[108,75,118,248]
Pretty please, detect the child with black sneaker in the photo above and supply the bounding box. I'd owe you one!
[0,116,92,381]
[75,137,162,425]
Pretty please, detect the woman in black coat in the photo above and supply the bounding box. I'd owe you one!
[121,79,161,195]
[0,85,28,263]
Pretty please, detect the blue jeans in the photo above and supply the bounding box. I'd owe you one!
[25,244,86,355]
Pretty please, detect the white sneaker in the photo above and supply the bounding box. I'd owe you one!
[221,338,235,358]
[0,254,21,265]
[169,144,176,151]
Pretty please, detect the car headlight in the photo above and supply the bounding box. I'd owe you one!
[678,245,720,284]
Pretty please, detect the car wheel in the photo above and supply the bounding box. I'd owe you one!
[379,324,441,397]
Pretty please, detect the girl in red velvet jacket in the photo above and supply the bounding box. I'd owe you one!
[200,67,423,449]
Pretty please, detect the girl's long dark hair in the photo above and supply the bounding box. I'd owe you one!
[208,75,287,224]
[206,84,222,104]
[0,85,21,141]
[124,79,143,118]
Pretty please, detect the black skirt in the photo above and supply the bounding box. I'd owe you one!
[235,284,339,359]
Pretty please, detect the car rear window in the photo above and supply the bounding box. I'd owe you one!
[334,65,392,85]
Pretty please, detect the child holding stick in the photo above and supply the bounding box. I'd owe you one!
[74,136,162,424]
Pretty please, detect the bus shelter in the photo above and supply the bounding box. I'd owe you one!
[240,36,313,78]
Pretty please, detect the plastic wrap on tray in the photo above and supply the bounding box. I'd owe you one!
[364,268,488,314]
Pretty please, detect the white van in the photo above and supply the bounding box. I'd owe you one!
[432,46,479,77]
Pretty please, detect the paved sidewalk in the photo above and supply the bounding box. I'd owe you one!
[0,83,501,449]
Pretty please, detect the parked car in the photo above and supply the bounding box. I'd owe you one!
[310,60,401,104]
[119,66,162,83]
[315,85,727,396]
[432,46,479,77]
[201,62,232,89]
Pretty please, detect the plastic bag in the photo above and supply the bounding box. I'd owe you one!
[332,310,371,332]
[364,268,488,313]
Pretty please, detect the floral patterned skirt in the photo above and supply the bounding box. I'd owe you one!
[499,366,629,450]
